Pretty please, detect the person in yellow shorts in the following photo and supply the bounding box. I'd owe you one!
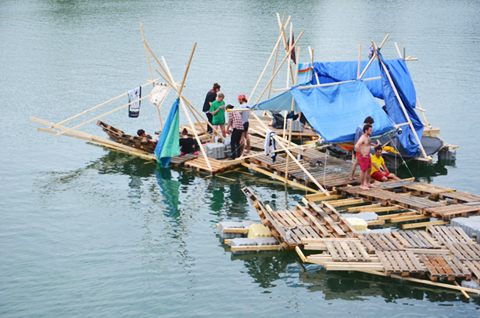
[371,145,400,182]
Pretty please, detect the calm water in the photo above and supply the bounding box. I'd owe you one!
[2,0,480,317]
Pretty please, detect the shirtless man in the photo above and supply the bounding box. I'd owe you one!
[355,124,375,190]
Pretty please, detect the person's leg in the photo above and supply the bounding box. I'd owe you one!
[211,125,217,143]
[220,124,226,138]
[350,158,358,180]
[230,130,237,159]
[232,129,243,159]
[206,113,213,133]
[239,132,245,156]
[388,172,400,180]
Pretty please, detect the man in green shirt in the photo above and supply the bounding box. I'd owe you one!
[210,93,226,142]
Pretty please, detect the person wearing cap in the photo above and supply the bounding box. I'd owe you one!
[210,92,226,143]
[202,83,220,134]
[238,94,251,154]
[179,128,198,156]
[226,104,244,159]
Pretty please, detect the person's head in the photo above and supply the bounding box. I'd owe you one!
[363,124,372,135]
[181,128,188,137]
[137,129,146,137]
[364,116,374,125]
[217,93,224,101]
[374,145,382,156]
[226,104,234,110]
[238,94,247,104]
[213,82,221,93]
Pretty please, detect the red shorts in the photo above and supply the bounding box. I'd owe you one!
[358,155,371,172]
[371,171,390,181]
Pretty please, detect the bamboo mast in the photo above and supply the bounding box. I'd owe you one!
[372,40,432,161]
[140,21,163,129]
[253,30,304,106]
[267,13,287,99]
[54,80,155,127]
[247,27,285,103]
[357,42,362,79]
[57,92,154,136]
[160,51,214,171]
[284,46,300,184]
[143,41,221,137]
[358,34,390,80]
[308,46,320,84]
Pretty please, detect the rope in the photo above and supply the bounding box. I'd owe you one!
[387,134,414,178]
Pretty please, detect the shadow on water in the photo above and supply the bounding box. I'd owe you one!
[384,156,452,183]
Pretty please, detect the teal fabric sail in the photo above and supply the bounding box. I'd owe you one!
[154,98,180,166]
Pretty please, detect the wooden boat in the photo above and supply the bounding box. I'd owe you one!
[97,120,157,153]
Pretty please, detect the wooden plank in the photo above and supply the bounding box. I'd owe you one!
[402,220,449,230]
[230,245,282,252]
[391,231,413,248]
[347,240,363,261]
[376,251,394,275]
[418,231,443,249]
[354,241,372,262]
[325,241,342,262]
[295,204,331,237]
[405,250,425,272]
[333,240,348,261]
[340,241,356,262]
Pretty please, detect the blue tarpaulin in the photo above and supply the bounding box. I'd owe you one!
[377,52,423,156]
[252,81,395,143]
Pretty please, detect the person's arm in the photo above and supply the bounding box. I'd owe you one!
[372,161,382,173]
[354,136,363,153]
[381,162,389,174]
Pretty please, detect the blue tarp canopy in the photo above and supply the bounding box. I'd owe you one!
[313,58,417,108]
[252,80,395,143]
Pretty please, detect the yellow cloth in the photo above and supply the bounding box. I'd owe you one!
[370,154,384,174]
[383,146,399,154]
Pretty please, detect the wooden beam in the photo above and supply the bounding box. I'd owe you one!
[401,220,449,230]
[361,270,480,295]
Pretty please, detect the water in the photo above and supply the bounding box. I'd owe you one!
[2,0,480,316]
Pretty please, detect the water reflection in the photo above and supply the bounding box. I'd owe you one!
[155,166,180,217]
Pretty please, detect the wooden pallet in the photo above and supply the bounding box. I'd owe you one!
[377,250,425,277]
[184,157,233,173]
[464,261,480,284]
[424,204,480,220]
[323,239,373,262]
[169,154,197,166]
[438,191,480,203]
[403,183,455,197]
[392,230,443,249]
[362,179,414,190]
[427,226,474,245]
[446,243,480,261]
[419,254,471,281]
[392,196,443,211]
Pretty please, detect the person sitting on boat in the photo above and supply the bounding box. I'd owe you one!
[238,94,251,154]
[137,129,153,139]
[226,104,244,159]
[179,128,198,156]
[210,92,226,143]
[371,145,400,182]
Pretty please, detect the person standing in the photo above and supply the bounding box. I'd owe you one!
[350,116,374,180]
[355,124,375,190]
[238,94,251,155]
[210,93,226,142]
[203,83,221,134]
[226,105,244,159]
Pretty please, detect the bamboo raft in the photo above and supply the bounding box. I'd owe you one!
[235,182,480,295]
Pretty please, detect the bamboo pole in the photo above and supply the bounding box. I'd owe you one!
[242,163,319,193]
[140,21,163,130]
[250,112,329,194]
[160,55,213,172]
[357,42,362,79]
[55,80,155,127]
[154,67,211,137]
[284,47,300,184]
[57,92,154,136]
[273,76,382,92]
[267,13,287,98]
[143,40,221,137]
[277,14,295,84]
[373,41,431,161]
[32,117,154,159]
[360,270,480,295]
[253,30,305,106]
[247,28,285,102]
[286,22,293,88]
[308,46,320,84]
[394,42,402,59]
[358,34,390,80]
